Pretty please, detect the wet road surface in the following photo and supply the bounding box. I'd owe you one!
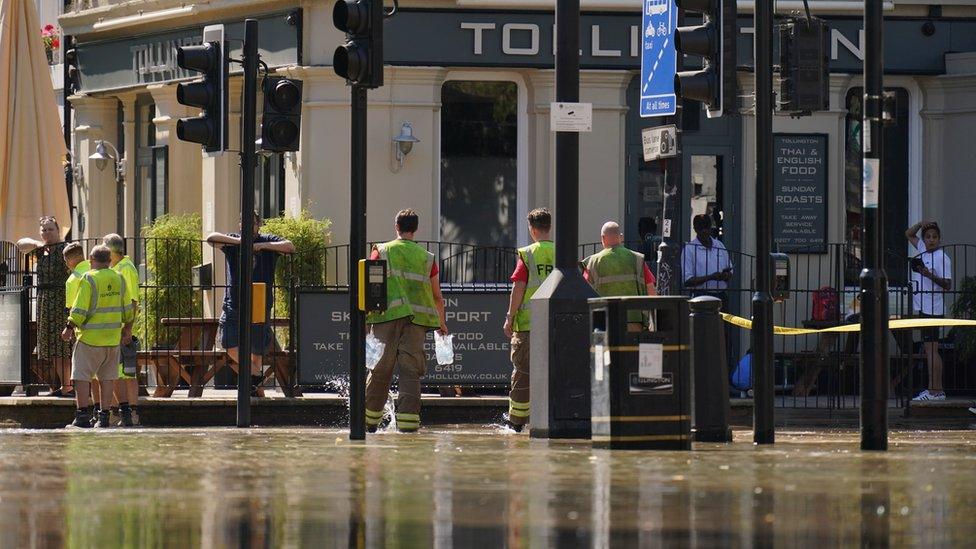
[0,427,974,547]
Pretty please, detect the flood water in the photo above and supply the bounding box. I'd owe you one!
[0,427,974,547]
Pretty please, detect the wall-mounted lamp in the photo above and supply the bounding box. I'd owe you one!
[392,122,420,171]
[89,140,126,182]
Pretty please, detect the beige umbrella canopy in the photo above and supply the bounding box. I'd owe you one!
[0,0,70,242]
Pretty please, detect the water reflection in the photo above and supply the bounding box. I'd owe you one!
[0,429,974,547]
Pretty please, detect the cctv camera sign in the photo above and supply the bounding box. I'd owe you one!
[641,124,678,161]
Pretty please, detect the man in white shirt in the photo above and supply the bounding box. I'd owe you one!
[682,214,734,295]
[906,220,952,401]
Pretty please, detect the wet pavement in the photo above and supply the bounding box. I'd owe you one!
[0,427,974,547]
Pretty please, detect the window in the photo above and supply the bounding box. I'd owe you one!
[134,95,166,237]
[440,81,518,247]
[844,88,910,286]
[256,153,285,220]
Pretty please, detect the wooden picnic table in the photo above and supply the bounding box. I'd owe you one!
[142,317,298,398]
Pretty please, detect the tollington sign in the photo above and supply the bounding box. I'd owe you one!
[75,12,299,93]
[380,10,976,74]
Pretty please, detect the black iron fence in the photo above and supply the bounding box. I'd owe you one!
[4,237,975,408]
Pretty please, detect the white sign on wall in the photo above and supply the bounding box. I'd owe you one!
[550,102,593,132]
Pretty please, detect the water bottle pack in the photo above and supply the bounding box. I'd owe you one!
[434,332,454,365]
[365,332,385,370]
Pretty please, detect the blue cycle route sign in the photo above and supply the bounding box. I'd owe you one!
[640,0,678,118]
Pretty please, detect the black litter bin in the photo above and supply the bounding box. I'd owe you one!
[590,296,691,450]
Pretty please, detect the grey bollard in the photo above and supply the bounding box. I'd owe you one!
[689,296,733,442]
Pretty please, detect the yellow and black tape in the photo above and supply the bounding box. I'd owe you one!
[721,313,976,336]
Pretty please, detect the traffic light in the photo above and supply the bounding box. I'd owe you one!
[674,0,737,117]
[260,77,303,152]
[175,25,227,153]
[332,0,384,88]
[779,17,830,113]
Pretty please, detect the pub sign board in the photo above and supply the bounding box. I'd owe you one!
[297,290,511,386]
[773,134,828,253]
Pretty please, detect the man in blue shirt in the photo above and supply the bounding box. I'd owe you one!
[207,212,295,396]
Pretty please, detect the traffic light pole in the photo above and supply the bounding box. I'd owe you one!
[860,0,888,451]
[349,85,368,441]
[237,19,259,428]
[656,12,684,296]
[752,0,775,444]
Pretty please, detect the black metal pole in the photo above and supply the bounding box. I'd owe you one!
[348,85,368,441]
[237,19,259,428]
[656,11,684,297]
[554,0,580,268]
[860,0,888,451]
[752,0,775,444]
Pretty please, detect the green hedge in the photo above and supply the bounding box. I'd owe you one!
[137,213,202,349]
[262,211,331,341]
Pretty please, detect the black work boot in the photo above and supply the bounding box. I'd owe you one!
[68,409,92,429]
[89,406,99,428]
[97,409,110,428]
[502,414,524,433]
[119,403,134,427]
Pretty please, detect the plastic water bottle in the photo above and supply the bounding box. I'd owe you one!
[434,332,454,365]
[365,333,385,370]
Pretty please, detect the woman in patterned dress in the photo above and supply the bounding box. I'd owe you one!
[16,216,73,396]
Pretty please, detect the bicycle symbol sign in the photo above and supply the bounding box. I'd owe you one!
[640,0,677,118]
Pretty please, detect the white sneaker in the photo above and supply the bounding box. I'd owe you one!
[913,390,946,402]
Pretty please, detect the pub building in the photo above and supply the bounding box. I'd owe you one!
[59,1,976,368]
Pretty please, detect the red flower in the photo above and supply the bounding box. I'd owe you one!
[51,38,60,49]
[44,24,55,32]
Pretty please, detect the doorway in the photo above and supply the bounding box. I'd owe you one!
[625,77,742,257]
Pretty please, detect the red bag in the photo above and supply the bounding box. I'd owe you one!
[811,287,839,321]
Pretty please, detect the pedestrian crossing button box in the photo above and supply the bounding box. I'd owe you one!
[358,259,387,312]
[772,253,790,302]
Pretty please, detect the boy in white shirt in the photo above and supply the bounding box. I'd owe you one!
[906,220,952,401]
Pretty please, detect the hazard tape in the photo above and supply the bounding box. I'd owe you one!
[720,313,976,336]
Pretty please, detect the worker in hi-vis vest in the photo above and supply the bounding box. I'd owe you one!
[501,208,554,432]
[61,245,134,429]
[582,221,657,331]
[365,209,449,433]
[105,233,140,427]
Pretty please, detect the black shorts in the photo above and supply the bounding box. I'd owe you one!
[918,313,942,343]
[219,306,273,355]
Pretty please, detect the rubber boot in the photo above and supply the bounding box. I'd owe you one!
[119,403,134,427]
[68,409,92,429]
[97,409,110,428]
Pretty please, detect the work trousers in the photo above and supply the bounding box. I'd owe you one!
[365,317,427,431]
[508,331,531,426]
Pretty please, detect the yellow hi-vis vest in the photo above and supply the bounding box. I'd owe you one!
[512,241,555,332]
[113,256,140,305]
[584,246,646,323]
[68,268,134,347]
[65,260,91,309]
[366,239,441,329]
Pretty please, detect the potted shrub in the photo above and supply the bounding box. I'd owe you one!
[137,213,203,349]
[261,210,331,342]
